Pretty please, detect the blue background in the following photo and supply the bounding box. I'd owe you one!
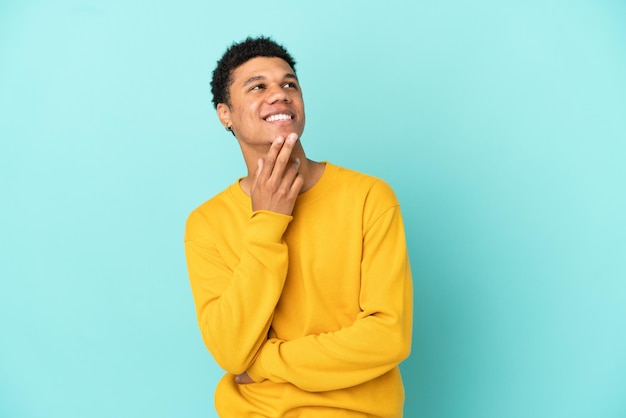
[1,1,625,417]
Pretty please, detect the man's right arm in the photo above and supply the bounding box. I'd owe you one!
[184,134,303,374]
[184,209,292,374]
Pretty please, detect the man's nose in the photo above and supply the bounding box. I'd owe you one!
[266,84,291,103]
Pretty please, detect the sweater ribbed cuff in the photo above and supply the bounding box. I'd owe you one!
[247,211,293,243]
[247,338,281,383]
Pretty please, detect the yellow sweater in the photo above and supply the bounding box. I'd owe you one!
[184,163,413,417]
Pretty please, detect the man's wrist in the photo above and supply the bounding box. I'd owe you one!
[248,210,293,242]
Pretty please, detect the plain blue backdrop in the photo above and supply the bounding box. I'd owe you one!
[1,1,625,417]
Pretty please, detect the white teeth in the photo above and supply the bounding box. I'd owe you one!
[265,114,292,122]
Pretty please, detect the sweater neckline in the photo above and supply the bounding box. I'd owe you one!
[228,161,337,209]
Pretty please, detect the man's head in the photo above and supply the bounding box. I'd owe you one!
[212,37,305,145]
[211,36,297,109]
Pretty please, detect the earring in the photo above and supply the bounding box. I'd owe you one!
[225,125,232,132]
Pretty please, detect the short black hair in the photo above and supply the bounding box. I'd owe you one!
[210,36,297,109]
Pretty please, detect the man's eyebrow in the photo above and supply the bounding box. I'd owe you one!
[243,73,298,87]
[243,75,265,87]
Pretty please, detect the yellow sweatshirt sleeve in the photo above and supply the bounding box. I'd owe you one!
[246,205,413,391]
[184,209,292,374]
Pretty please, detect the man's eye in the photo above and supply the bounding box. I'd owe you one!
[251,84,265,90]
[283,82,297,89]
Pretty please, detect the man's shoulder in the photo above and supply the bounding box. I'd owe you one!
[328,163,398,203]
[194,184,233,209]
[185,181,242,225]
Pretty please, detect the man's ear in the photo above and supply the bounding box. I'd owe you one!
[217,103,231,129]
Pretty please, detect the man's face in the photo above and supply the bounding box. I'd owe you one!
[218,56,305,146]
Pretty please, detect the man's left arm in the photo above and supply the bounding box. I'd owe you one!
[244,202,413,392]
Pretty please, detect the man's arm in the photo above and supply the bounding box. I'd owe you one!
[184,135,303,374]
[244,185,413,391]
[185,209,291,373]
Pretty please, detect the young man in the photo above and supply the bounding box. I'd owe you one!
[184,37,413,417]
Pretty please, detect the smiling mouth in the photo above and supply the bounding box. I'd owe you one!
[265,113,293,122]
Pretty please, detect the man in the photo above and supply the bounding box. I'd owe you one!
[184,36,412,417]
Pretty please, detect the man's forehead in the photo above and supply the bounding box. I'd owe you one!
[231,56,296,83]
[242,73,297,87]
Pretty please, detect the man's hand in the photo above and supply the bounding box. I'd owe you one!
[250,133,304,215]
[235,371,254,385]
